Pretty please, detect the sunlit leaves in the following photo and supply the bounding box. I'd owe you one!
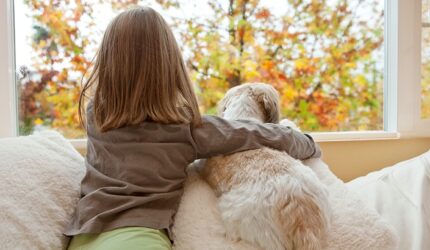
[180,0,383,131]
[20,0,384,136]
[19,0,92,137]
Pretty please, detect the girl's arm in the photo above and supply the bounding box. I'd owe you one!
[189,115,321,160]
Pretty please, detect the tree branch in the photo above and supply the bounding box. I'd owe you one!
[189,62,226,81]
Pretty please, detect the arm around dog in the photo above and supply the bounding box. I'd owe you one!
[189,115,321,160]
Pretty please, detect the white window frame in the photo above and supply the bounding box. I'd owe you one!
[1,0,429,144]
[0,0,17,138]
[393,0,430,138]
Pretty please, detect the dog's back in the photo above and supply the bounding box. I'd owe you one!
[201,147,331,250]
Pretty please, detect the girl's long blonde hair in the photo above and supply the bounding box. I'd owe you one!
[79,7,201,132]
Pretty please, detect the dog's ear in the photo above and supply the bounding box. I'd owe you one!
[254,85,280,123]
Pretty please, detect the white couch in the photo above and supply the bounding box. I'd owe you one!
[2,131,428,249]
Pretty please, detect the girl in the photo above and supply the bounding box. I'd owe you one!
[65,7,321,250]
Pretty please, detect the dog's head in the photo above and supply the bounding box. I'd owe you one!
[217,83,280,123]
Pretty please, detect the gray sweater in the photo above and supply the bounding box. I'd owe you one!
[65,102,321,238]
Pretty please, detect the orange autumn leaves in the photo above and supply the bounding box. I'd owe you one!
[181,0,384,131]
[19,0,384,137]
[20,0,92,137]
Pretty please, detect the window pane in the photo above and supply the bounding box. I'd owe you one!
[14,0,384,137]
[422,0,430,119]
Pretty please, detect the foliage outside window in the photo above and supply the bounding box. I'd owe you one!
[16,0,384,138]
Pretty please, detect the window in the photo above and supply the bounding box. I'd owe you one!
[1,0,429,140]
[12,0,384,138]
[422,0,430,119]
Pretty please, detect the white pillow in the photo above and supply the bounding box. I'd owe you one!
[0,131,85,250]
[172,159,398,250]
[347,150,430,250]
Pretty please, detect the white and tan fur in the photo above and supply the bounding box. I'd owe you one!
[199,83,331,250]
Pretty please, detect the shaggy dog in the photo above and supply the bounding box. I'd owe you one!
[199,83,331,250]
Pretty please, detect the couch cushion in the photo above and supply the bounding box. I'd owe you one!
[0,131,85,250]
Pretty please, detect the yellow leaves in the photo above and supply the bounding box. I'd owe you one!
[422,101,430,119]
[322,73,333,83]
[344,62,356,69]
[298,44,306,54]
[353,75,368,87]
[34,118,43,126]
[308,23,318,33]
[47,88,81,131]
[333,105,348,126]
[34,2,80,51]
[243,29,255,44]
[242,60,260,80]
[38,40,47,47]
[282,88,297,101]
[331,48,342,58]
[294,58,318,74]
[421,79,430,118]
[244,71,260,80]
[205,77,224,90]
[295,58,309,70]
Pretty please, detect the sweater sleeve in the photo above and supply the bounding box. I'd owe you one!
[189,115,321,160]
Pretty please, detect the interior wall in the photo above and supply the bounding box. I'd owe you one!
[319,138,430,182]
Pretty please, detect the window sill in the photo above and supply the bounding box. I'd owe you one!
[310,131,400,142]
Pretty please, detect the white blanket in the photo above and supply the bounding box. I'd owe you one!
[347,150,430,250]
[172,158,398,250]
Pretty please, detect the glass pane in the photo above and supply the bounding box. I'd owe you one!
[422,0,430,119]
[14,0,384,137]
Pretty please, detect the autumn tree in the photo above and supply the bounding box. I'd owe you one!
[19,0,95,137]
[19,0,384,137]
[177,0,384,131]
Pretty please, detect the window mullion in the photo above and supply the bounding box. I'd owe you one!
[396,0,428,137]
[0,0,17,138]
[384,0,398,132]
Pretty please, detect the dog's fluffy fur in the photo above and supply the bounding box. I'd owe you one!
[199,83,331,250]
